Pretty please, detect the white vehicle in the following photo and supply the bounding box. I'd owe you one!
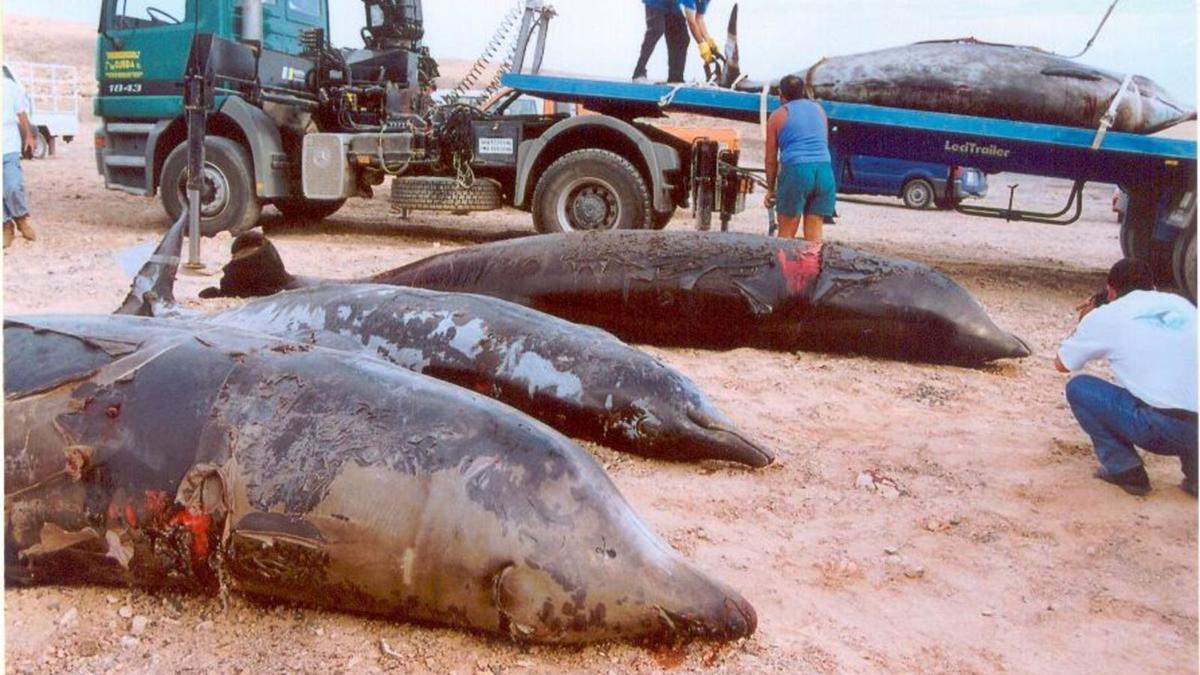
[4,62,79,159]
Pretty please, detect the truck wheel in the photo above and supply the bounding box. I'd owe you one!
[532,149,651,233]
[31,129,50,159]
[901,178,934,209]
[161,137,261,237]
[1172,220,1196,303]
[275,198,346,222]
[1119,188,1176,286]
[1119,190,1154,259]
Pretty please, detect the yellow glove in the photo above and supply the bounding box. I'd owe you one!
[706,37,722,59]
[698,40,715,64]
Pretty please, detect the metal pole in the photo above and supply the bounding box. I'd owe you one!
[509,0,540,75]
[182,70,207,272]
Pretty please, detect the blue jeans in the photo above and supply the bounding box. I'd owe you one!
[1066,374,1198,481]
[3,152,29,222]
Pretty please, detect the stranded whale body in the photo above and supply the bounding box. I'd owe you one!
[746,38,1196,134]
[4,314,757,644]
[206,285,774,467]
[117,220,772,467]
[201,230,1031,364]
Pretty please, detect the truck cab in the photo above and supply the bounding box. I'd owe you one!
[95,0,331,234]
[91,2,743,238]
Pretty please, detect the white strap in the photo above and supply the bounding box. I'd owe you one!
[759,83,770,141]
[1092,73,1135,149]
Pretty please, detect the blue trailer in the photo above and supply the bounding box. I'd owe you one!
[502,73,1197,300]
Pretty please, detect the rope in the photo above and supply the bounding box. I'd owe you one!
[657,82,688,108]
[759,83,770,140]
[1060,0,1120,59]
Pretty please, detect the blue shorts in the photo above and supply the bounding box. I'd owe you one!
[776,161,836,218]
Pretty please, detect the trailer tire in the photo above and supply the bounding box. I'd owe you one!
[161,137,261,237]
[901,178,934,209]
[1172,220,1196,303]
[275,198,346,222]
[532,149,651,233]
[1119,188,1176,286]
[31,128,50,160]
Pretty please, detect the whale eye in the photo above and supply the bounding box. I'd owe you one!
[635,412,662,436]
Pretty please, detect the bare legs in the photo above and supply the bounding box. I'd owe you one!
[802,214,823,243]
[776,214,823,243]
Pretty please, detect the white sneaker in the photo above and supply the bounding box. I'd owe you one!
[632,76,649,84]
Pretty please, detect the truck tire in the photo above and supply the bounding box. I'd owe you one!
[161,137,261,237]
[1172,220,1196,303]
[1119,188,1175,286]
[390,177,502,212]
[901,178,934,209]
[274,198,346,222]
[532,149,651,233]
[31,128,50,159]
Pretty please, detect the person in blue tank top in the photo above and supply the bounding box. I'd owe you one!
[764,74,835,242]
[633,0,719,84]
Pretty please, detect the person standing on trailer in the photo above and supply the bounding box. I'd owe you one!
[632,0,691,84]
[633,1,720,83]
[764,74,835,242]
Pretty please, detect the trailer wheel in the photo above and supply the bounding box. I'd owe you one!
[901,178,934,209]
[1119,190,1154,259]
[532,149,651,233]
[274,198,346,222]
[1119,188,1176,286]
[1172,220,1196,303]
[31,128,50,159]
[161,137,261,237]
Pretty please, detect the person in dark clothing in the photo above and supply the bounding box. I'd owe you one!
[632,0,691,83]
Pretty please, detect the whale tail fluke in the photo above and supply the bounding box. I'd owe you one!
[114,211,187,316]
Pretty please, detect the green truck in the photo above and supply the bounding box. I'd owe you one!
[94,0,747,236]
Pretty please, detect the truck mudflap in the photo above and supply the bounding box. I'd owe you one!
[216,97,289,200]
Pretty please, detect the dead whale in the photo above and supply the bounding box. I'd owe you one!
[206,285,774,467]
[200,230,1030,364]
[117,219,773,467]
[761,38,1196,133]
[4,314,757,644]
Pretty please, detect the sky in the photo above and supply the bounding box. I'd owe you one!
[5,0,1196,103]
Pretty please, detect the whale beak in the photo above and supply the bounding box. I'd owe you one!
[687,409,775,468]
[950,323,1033,362]
[654,586,758,640]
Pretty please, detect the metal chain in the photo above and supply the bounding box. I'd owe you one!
[454,154,476,189]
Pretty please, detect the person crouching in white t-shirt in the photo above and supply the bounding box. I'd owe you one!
[1056,258,1198,497]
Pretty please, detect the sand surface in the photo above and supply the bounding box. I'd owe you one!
[3,15,1198,675]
